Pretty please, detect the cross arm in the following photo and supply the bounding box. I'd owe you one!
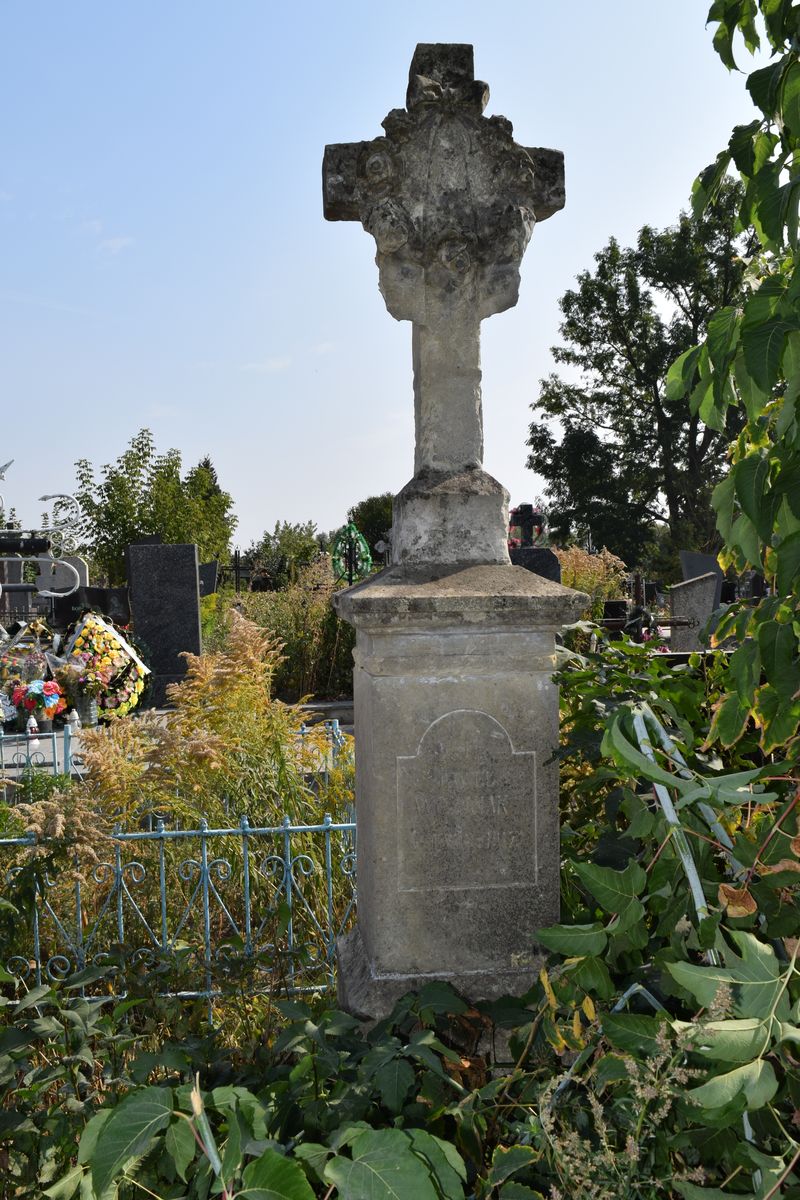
[323,142,363,221]
[524,147,565,222]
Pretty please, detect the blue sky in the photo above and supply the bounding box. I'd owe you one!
[1,2,757,549]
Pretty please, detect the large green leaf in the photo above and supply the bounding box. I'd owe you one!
[601,716,680,788]
[164,1118,196,1183]
[729,513,762,566]
[728,119,763,175]
[707,306,741,375]
[323,1129,439,1200]
[742,316,797,391]
[708,692,751,747]
[239,1148,316,1198]
[601,1012,666,1056]
[757,619,798,697]
[781,59,800,136]
[573,859,647,914]
[666,344,703,402]
[742,275,787,327]
[536,923,607,957]
[728,640,761,704]
[672,1017,771,1063]
[566,954,615,1000]
[42,1167,84,1200]
[487,1145,539,1188]
[754,685,800,752]
[712,473,736,541]
[776,528,800,595]
[667,932,791,1020]
[375,1058,415,1114]
[405,1129,466,1199]
[747,55,785,117]
[87,1088,173,1198]
[688,1058,778,1111]
[734,454,772,539]
[734,350,771,423]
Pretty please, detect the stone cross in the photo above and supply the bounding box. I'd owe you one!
[324,44,565,566]
[323,45,584,1018]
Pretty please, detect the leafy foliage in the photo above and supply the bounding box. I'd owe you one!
[527,182,751,572]
[667,2,800,761]
[63,609,350,828]
[234,560,355,701]
[245,521,326,591]
[347,492,393,556]
[70,431,237,584]
[552,546,628,618]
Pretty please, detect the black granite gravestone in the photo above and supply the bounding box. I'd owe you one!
[509,546,561,583]
[198,561,219,597]
[52,586,131,630]
[127,543,202,707]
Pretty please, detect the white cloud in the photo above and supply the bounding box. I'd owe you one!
[240,357,292,374]
[98,235,134,255]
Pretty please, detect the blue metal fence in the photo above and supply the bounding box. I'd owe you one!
[0,813,356,1004]
[0,726,80,785]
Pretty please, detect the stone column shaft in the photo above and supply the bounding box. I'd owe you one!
[413,317,482,473]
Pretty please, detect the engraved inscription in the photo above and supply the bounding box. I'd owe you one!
[397,710,537,893]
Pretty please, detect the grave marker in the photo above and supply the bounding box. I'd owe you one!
[324,44,586,1015]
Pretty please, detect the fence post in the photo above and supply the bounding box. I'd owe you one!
[241,815,252,957]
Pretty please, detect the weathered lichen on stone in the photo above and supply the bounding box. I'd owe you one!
[324,44,565,566]
[323,43,564,324]
[322,45,584,1019]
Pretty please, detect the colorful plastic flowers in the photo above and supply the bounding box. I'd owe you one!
[10,678,67,718]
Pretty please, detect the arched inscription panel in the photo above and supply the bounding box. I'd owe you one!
[396,710,537,893]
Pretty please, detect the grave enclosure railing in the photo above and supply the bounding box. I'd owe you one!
[0,813,357,1007]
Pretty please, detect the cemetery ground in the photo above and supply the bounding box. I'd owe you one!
[0,605,798,1199]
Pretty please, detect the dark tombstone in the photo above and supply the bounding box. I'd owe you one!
[127,543,202,707]
[679,550,723,609]
[644,581,658,605]
[509,545,561,582]
[720,578,738,604]
[198,561,219,597]
[508,503,544,547]
[53,586,131,631]
[747,571,767,599]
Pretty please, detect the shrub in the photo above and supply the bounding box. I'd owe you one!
[234,559,355,701]
[554,545,628,618]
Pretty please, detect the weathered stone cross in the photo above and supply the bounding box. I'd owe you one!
[323,45,583,1018]
[324,44,564,564]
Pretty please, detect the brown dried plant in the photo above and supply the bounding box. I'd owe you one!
[554,546,628,619]
[74,610,338,829]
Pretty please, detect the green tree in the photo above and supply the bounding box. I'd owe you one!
[669,0,800,758]
[527,182,752,572]
[71,429,237,584]
[245,520,323,590]
[347,491,393,554]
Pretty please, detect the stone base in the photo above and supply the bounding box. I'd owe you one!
[333,564,588,1019]
[392,467,510,567]
[337,925,542,1020]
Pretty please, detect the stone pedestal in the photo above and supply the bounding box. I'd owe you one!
[334,564,585,1016]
